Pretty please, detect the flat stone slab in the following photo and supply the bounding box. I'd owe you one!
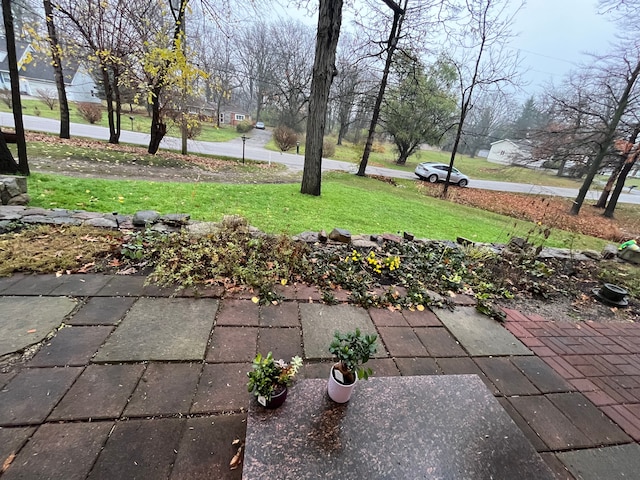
[93,298,218,362]
[299,304,386,359]
[435,306,532,356]
[67,297,137,325]
[0,296,77,356]
[243,375,555,480]
[28,326,114,367]
[2,422,112,480]
[556,443,640,480]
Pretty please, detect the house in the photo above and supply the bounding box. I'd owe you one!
[487,139,534,166]
[218,108,251,126]
[0,37,99,104]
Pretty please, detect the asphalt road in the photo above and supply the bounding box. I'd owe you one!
[4,113,640,205]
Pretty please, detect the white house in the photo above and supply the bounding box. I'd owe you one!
[487,139,534,166]
[0,38,99,104]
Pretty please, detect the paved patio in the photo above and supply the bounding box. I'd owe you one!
[0,273,639,479]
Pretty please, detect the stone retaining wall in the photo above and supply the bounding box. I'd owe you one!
[0,176,29,206]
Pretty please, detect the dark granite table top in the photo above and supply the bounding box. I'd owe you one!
[243,375,556,480]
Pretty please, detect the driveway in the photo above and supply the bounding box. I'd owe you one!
[5,114,640,204]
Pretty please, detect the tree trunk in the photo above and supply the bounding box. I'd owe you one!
[597,125,640,208]
[43,0,70,139]
[300,0,343,196]
[356,2,404,177]
[0,129,18,174]
[2,0,28,175]
[113,67,122,141]
[571,59,640,215]
[148,86,165,154]
[604,151,638,218]
[557,158,566,177]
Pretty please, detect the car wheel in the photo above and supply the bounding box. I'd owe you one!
[458,179,468,187]
[428,174,438,183]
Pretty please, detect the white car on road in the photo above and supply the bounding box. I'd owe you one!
[415,162,469,187]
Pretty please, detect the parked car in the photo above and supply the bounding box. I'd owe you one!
[415,162,469,187]
[255,121,265,130]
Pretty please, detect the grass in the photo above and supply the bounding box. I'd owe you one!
[26,171,606,251]
[0,99,240,142]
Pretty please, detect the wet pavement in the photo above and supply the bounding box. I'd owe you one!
[1,273,639,479]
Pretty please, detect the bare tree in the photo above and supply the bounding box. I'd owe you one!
[356,0,406,177]
[441,0,522,197]
[43,0,70,138]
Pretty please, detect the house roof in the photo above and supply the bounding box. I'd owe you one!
[490,138,533,153]
[0,36,78,84]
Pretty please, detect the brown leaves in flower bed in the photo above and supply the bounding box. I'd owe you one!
[0,225,122,276]
[417,182,637,242]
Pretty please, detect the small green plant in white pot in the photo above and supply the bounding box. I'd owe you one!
[327,329,378,403]
[247,352,302,409]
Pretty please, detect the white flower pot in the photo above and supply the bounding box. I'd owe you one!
[327,365,358,403]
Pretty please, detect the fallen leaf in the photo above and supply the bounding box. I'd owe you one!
[251,297,259,304]
[1,453,15,473]
[417,305,425,311]
[55,271,63,278]
[27,329,36,334]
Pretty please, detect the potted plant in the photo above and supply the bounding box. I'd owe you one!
[247,352,302,409]
[327,329,378,403]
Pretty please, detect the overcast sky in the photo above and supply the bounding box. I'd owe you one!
[508,0,617,93]
[278,0,618,96]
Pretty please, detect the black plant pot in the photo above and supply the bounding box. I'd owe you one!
[593,283,628,307]
[257,386,288,409]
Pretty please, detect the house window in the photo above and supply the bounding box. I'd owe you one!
[219,113,224,123]
[235,114,245,121]
[0,72,9,84]
[500,150,505,155]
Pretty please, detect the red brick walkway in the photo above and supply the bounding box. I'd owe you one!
[502,308,640,442]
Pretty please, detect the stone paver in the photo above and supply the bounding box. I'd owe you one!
[170,414,246,480]
[68,297,136,325]
[508,395,592,450]
[0,367,82,426]
[2,273,640,478]
[2,422,112,480]
[28,326,113,367]
[475,357,541,396]
[556,444,640,480]
[125,363,202,417]
[436,306,532,356]
[257,327,303,361]
[299,303,385,359]
[402,308,442,327]
[48,274,112,296]
[377,327,428,357]
[206,327,258,363]
[191,363,251,414]
[94,275,146,296]
[87,418,184,480]
[259,302,300,327]
[94,298,217,362]
[216,299,259,326]
[0,296,77,356]
[0,426,35,467]
[49,364,145,421]
[415,327,467,357]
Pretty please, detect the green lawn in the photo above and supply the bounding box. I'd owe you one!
[0,99,239,142]
[27,171,606,251]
